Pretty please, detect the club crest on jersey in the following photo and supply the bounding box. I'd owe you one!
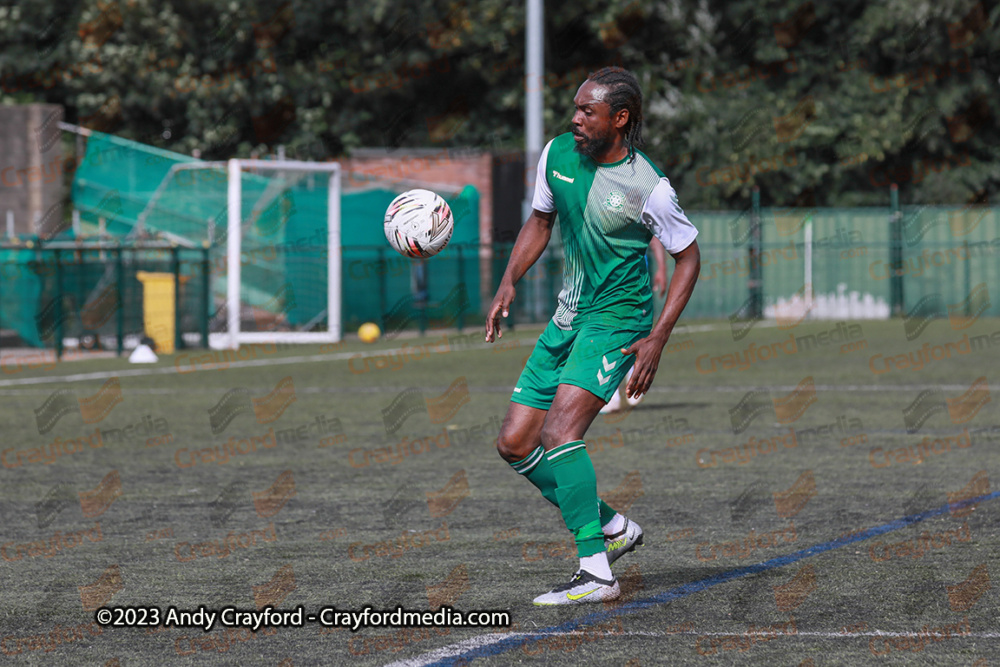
[604,191,625,211]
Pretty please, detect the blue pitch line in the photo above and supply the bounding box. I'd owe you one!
[425,490,1000,666]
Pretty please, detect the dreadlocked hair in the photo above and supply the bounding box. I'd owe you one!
[587,66,644,163]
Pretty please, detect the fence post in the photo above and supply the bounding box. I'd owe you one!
[963,240,971,316]
[115,247,124,357]
[201,244,210,349]
[456,245,464,332]
[889,183,903,316]
[172,245,182,351]
[748,187,763,319]
[377,246,387,332]
[55,249,64,360]
[77,247,86,335]
[418,259,428,336]
[0,250,4,357]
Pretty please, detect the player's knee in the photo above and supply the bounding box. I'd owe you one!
[496,427,529,462]
[495,439,518,463]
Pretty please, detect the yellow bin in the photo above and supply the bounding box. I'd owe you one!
[136,271,184,354]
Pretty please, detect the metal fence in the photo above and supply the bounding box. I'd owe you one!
[0,243,210,357]
[1,199,997,357]
[690,196,998,323]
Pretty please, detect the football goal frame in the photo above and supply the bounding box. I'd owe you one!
[223,158,342,350]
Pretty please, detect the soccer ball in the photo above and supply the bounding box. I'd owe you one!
[383,189,454,258]
[358,322,381,343]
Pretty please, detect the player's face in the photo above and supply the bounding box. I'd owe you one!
[571,81,621,159]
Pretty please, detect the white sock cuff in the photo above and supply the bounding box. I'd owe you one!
[603,513,626,535]
[580,552,613,581]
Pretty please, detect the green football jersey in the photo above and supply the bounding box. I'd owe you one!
[532,132,698,331]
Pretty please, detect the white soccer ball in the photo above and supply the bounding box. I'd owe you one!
[383,189,454,258]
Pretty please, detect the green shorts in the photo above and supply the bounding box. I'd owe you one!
[511,320,649,409]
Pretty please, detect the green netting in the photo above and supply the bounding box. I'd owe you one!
[72,132,199,236]
[896,205,1000,317]
[333,185,481,331]
[676,210,748,318]
[754,206,1000,321]
[0,246,209,352]
[0,248,46,347]
[67,132,482,337]
[759,207,892,318]
[684,206,1000,322]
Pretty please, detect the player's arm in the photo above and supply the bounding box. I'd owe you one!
[649,237,668,298]
[626,240,700,397]
[485,208,555,342]
[622,178,701,397]
[625,241,701,398]
[486,139,556,342]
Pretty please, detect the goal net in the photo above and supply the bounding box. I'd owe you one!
[68,132,481,353]
[220,159,341,349]
[76,142,341,350]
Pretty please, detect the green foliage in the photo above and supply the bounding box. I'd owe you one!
[1,0,996,206]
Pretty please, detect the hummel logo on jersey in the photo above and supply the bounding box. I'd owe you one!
[513,387,522,393]
[552,170,574,183]
[604,191,625,211]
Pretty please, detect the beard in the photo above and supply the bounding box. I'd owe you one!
[572,131,613,158]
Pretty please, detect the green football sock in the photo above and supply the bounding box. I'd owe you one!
[547,440,605,558]
[510,446,558,506]
[510,446,618,526]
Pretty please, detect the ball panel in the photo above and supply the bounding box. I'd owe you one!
[383,189,454,258]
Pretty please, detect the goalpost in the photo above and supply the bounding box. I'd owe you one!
[66,128,350,352]
[71,133,476,353]
[129,156,345,351]
[223,159,342,349]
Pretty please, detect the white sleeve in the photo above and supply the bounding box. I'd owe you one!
[640,178,698,254]
[530,140,555,213]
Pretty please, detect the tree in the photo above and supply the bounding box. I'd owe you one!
[1,0,996,207]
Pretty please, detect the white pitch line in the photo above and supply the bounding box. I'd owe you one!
[0,339,511,388]
[382,628,999,666]
[0,319,798,388]
[0,371,976,394]
[0,326,976,396]
[380,633,525,667]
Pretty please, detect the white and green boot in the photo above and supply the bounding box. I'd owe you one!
[605,516,644,565]
[533,570,620,606]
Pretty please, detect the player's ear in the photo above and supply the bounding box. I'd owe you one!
[614,108,629,130]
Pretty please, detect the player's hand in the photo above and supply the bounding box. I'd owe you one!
[652,268,668,298]
[485,283,515,342]
[621,335,667,399]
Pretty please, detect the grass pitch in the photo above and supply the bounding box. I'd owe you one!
[0,316,997,665]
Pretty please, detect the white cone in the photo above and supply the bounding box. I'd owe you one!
[129,344,158,364]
